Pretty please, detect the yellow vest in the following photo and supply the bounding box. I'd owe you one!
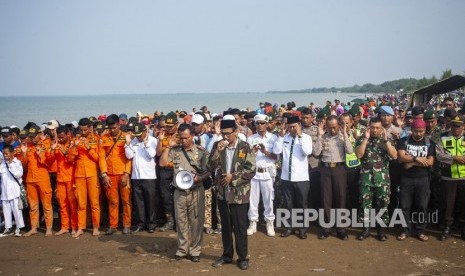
[441,135,465,178]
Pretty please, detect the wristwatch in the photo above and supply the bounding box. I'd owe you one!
[413,156,417,162]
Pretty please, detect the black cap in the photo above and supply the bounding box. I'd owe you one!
[220,120,236,129]
[287,116,300,124]
[134,123,146,136]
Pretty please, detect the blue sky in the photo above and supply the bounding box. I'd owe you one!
[1,0,464,96]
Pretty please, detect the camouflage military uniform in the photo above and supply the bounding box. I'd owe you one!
[208,139,255,263]
[356,136,391,225]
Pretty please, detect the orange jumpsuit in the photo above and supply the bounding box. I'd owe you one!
[48,140,78,231]
[22,141,53,230]
[101,132,132,229]
[68,133,107,230]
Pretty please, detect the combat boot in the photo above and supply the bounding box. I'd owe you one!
[439,226,450,241]
[246,221,257,236]
[265,220,275,237]
[159,214,174,232]
[357,228,370,241]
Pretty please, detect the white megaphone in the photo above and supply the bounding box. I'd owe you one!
[175,170,195,190]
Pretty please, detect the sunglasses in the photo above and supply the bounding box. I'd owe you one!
[255,122,267,125]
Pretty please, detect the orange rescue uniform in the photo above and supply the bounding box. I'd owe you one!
[48,140,78,231]
[68,133,107,230]
[101,131,132,228]
[22,141,53,230]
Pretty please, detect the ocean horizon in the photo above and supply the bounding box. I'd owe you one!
[0,92,365,128]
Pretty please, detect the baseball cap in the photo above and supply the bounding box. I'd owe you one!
[28,125,42,137]
[119,113,128,120]
[1,127,11,136]
[191,114,205,125]
[46,120,59,130]
[165,112,178,126]
[423,110,437,120]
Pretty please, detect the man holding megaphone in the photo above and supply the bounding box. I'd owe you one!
[160,123,210,263]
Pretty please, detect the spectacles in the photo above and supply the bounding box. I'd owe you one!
[221,131,234,136]
[255,122,267,125]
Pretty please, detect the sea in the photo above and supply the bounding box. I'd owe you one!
[0,92,365,128]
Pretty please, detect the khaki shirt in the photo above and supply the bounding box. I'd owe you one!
[313,131,353,163]
[168,145,209,188]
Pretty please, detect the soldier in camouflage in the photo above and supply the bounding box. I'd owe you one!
[209,118,255,270]
[355,117,398,241]
[424,110,442,218]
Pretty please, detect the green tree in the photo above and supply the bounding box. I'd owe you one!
[440,69,453,80]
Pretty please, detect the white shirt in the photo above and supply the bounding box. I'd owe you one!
[125,136,157,179]
[0,158,23,201]
[273,133,313,182]
[225,139,239,174]
[247,132,278,180]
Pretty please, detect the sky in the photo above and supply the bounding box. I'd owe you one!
[1,0,464,96]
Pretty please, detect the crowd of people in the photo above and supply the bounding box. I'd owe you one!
[1,93,465,270]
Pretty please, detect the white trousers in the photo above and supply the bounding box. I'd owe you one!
[248,178,275,221]
[2,198,25,229]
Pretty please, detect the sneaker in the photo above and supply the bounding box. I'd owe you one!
[2,228,14,236]
[266,220,275,237]
[212,228,221,234]
[14,228,22,237]
[246,221,257,236]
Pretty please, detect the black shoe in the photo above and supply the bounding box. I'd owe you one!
[105,227,117,235]
[191,256,200,262]
[318,229,330,240]
[377,229,387,241]
[298,230,307,240]
[174,255,184,261]
[131,226,144,234]
[159,221,174,232]
[357,228,370,241]
[439,226,450,241]
[280,229,292,238]
[212,257,232,267]
[461,227,465,241]
[122,227,131,235]
[337,231,349,240]
[238,260,249,270]
[147,227,155,233]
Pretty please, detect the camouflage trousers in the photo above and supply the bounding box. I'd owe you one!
[359,172,391,226]
[204,188,212,228]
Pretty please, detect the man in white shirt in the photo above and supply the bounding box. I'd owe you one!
[273,115,313,239]
[125,123,158,233]
[246,114,278,237]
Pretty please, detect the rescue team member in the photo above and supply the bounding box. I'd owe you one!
[160,123,210,262]
[209,119,255,270]
[68,118,107,238]
[436,114,465,241]
[101,114,132,235]
[49,126,78,235]
[20,125,54,237]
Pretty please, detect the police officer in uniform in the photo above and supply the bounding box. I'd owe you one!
[436,114,465,241]
[160,123,210,262]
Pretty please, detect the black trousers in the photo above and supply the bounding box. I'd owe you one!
[440,179,465,227]
[218,200,248,262]
[281,180,310,231]
[308,167,321,210]
[399,175,430,235]
[158,168,174,216]
[346,166,361,211]
[320,166,347,231]
[132,179,157,229]
[388,160,401,216]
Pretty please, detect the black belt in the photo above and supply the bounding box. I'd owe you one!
[257,168,268,173]
[321,162,344,168]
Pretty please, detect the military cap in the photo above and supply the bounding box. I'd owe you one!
[348,107,360,117]
[89,116,98,123]
[451,115,465,124]
[28,125,42,137]
[423,110,437,120]
[19,129,29,139]
[134,123,147,136]
[317,106,331,119]
[379,106,394,116]
[165,112,178,126]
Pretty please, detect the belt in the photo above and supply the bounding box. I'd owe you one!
[321,162,344,168]
[257,168,268,173]
[175,185,200,193]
